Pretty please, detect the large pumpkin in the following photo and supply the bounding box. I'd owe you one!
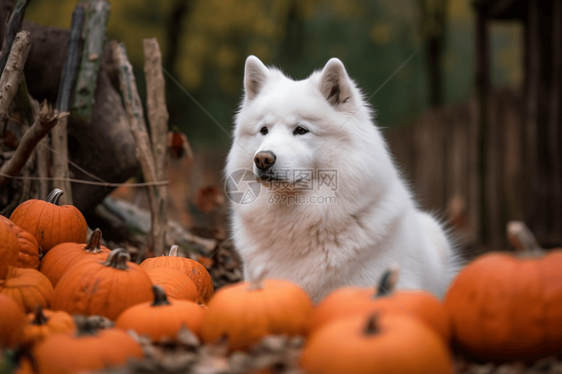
[145,267,202,302]
[0,216,40,269]
[0,218,20,278]
[40,228,110,287]
[140,245,214,302]
[0,267,54,313]
[201,268,313,350]
[300,313,453,374]
[22,305,75,346]
[10,189,87,254]
[115,285,206,341]
[445,250,562,361]
[0,294,27,349]
[52,248,153,320]
[32,328,143,374]
[308,266,450,341]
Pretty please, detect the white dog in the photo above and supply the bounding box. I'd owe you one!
[225,55,459,303]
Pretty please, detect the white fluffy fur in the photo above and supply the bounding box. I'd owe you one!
[226,56,459,303]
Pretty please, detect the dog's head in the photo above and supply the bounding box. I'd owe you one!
[227,56,389,199]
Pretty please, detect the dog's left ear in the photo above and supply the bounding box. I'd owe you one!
[319,58,353,109]
[244,55,269,101]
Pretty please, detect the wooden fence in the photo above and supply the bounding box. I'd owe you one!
[387,89,528,253]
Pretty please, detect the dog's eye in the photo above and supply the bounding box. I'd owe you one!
[293,126,309,135]
[260,127,268,135]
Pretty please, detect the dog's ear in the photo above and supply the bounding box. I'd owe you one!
[244,55,269,101]
[319,58,353,109]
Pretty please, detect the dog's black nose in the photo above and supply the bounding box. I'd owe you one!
[254,151,276,171]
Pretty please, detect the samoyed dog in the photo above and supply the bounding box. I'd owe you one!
[225,55,458,302]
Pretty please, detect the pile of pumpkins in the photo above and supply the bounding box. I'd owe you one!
[1,189,562,374]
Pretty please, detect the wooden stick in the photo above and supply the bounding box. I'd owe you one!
[52,3,86,205]
[0,30,31,135]
[111,41,159,259]
[72,0,110,121]
[0,0,30,74]
[0,101,69,187]
[143,38,169,257]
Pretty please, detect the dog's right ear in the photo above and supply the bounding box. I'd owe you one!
[244,55,269,101]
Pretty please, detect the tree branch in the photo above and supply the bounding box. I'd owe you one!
[0,30,31,134]
[0,100,69,187]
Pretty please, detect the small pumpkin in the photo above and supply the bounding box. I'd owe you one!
[10,189,88,254]
[201,266,313,350]
[40,228,110,287]
[52,248,153,320]
[32,328,143,374]
[140,245,214,302]
[145,267,202,302]
[0,293,27,349]
[22,305,75,346]
[115,285,206,341]
[300,313,453,374]
[0,267,54,313]
[308,265,450,341]
[0,216,40,269]
[0,218,20,278]
[445,249,562,361]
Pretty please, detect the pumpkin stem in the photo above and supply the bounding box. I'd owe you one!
[247,264,267,291]
[46,189,64,205]
[84,229,103,254]
[363,314,380,335]
[169,245,179,257]
[31,305,49,325]
[374,263,400,298]
[507,221,543,255]
[151,285,171,306]
[102,248,130,270]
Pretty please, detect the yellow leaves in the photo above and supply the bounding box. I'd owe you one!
[370,23,392,46]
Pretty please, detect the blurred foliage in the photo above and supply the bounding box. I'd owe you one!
[26,0,522,150]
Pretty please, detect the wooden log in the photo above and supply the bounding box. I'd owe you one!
[0,0,30,74]
[72,0,110,122]
[0,31,31,135]
[52,3,86,205]
[0,100,69,187]
[143,38,169,257]
[112,41,159,258]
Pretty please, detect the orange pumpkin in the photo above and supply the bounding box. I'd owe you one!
[0,218,20,278]
[445,250,562,361]
[0,216,40,269]
[140,245,214,302]
[52,248,153,320]
[22,305,75,346]
[32,328,143,374]
[0,267,54,313]
[10,189,87,254]
[201,268,313,350]
[300,313,453,374]
[145,267,202,302]
[115,285,206,341]
[40,228,110,287]
[308,266,450,341]
[0,294,27,349]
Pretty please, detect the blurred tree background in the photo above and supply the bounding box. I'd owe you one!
[25,0,522,151]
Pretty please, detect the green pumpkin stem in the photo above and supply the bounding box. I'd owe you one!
[247,264,267,291]
[364,314,380,335]
[169,245,179,257]
[31,305,48,326]
[84,229,103,254]
[151,285,171,306]
[46,189,64,205]
[102,248,130,270]
[374,263,400,298]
